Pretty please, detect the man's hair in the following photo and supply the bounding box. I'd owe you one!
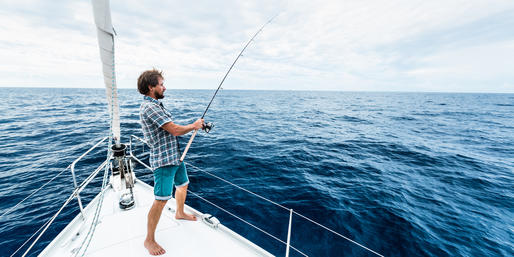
[137,69,163,95]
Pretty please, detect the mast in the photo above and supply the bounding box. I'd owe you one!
[91,0,121,145]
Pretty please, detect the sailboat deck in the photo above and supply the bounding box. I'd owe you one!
[38,179,273,257]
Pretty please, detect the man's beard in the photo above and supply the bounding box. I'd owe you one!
[155,91,165,99]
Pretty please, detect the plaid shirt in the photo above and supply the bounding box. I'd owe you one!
[140,96,180,169]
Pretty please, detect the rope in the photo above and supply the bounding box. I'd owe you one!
[73,160,110,257]
[187,190,308,257]
[13,19,118,257]
[186,163,384,257]
[0,165,70,219]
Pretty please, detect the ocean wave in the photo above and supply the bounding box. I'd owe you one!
[1,89,513,257]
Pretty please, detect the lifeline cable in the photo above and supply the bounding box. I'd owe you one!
[186,163,384,257]
[0,165,70,220]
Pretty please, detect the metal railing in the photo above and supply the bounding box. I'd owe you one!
[10,135,383,257]
[128,135,384,257]
[70,136,109,219]
[11,137,111,257]
[129,135,153,171]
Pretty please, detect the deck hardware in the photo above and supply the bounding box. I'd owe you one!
[112,143,136,210]
[202,214,220,229]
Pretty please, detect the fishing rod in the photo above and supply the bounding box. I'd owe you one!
[180,15,278,162]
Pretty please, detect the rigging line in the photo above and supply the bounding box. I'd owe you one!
[74,143,113,256]
[9,216,53,257]
[14,156,109,256]
[201,13,278,119]
[0,164,71,220]
[292,211,384,257]
[187,163,384,257]
[77,159,110,190]
[187,190,308,257]
[19,193,76,257]
[74,167,110,257]
[17,158,110,257]
[187,163,289,211]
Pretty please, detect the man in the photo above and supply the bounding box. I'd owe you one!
[138,69,203,256]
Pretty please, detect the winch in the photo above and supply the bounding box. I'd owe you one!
[111,143,135,210]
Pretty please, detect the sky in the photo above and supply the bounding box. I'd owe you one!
[0,0,513,93]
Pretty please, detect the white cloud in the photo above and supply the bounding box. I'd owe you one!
[0,0,513,92]
[0,1,101,87]
[404,40,514,92]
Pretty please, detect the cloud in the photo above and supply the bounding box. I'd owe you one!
[0,0,513,92]
[404,39,514,92]
[0,2,99,86]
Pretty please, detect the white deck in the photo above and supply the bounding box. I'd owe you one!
[39,179,273,257]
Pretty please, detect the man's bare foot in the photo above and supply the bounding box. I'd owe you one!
[144,239,166,256]
[175,212,197,221]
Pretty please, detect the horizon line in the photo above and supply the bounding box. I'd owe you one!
[0,86,513,94]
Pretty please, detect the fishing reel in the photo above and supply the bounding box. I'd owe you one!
[202,122,214,133]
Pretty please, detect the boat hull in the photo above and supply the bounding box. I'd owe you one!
[38,179,273,257]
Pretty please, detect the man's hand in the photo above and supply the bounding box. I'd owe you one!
[192,119,204,130]
[162,119,204,136]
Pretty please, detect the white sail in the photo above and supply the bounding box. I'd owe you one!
[92,0,120,143]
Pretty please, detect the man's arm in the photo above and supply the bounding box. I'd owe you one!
[161,119,204,136]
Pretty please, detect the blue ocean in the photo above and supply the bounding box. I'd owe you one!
[0,87,512,257]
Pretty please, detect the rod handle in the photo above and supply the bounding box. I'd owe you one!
[180,129,198,162]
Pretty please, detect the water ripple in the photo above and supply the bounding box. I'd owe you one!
[0,89,512,257]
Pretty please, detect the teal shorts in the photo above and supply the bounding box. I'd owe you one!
[153,162,189,201]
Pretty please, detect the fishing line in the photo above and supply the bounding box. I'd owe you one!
[201,14,278,120]
[180,14,279,162]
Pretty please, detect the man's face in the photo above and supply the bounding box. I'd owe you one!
[153,77,165,99]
